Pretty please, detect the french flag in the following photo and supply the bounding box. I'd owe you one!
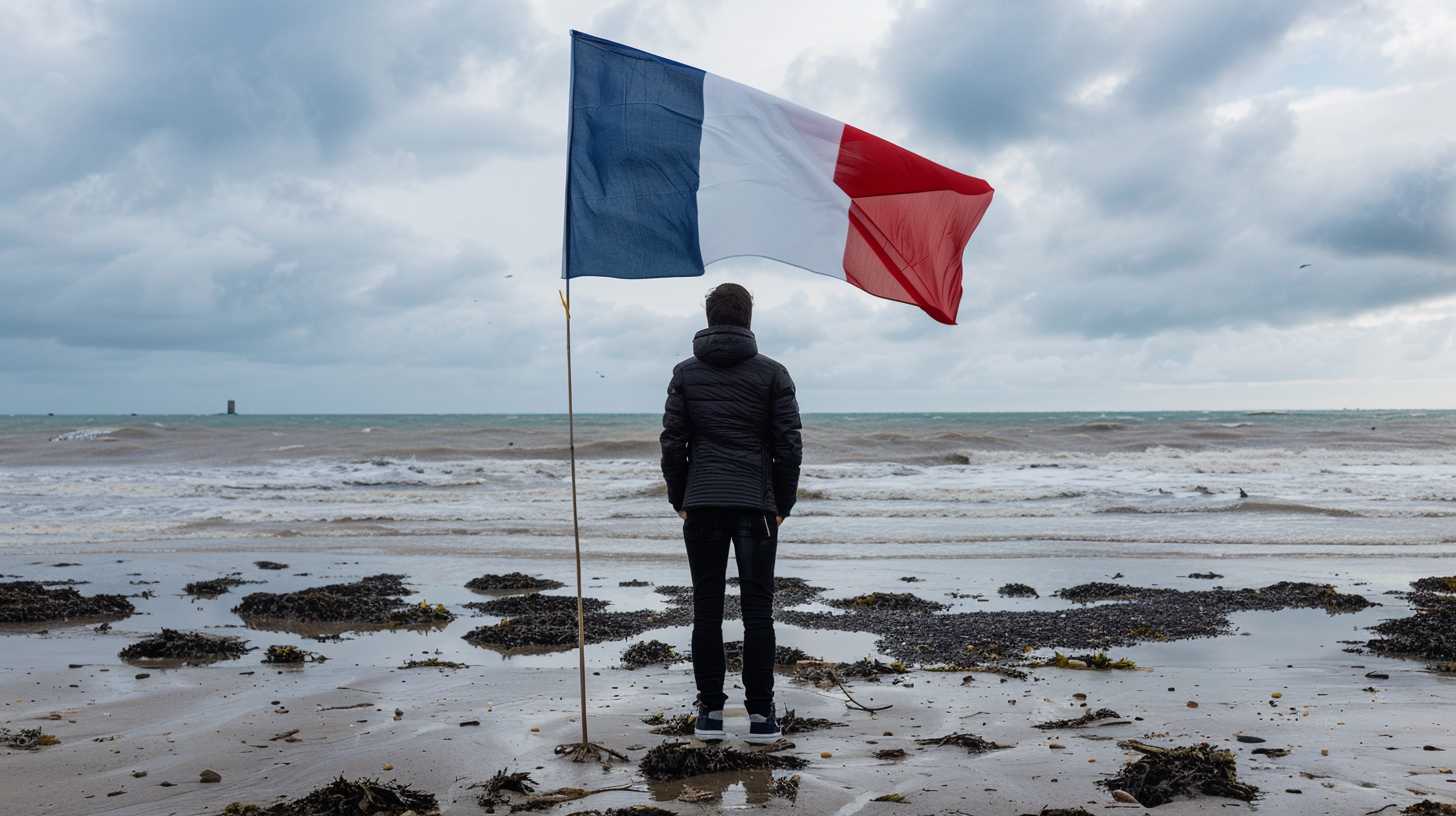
[562,32,994,325]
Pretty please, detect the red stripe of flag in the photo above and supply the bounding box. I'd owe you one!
[833,125,994,325]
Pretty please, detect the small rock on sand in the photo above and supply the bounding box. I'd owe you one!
[199,769,221,783]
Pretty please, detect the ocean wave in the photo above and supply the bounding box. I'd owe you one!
[1058,421,1125,433]
[49,427,122,442]
[1099,500,1362,518]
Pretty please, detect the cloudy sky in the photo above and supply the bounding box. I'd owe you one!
[4,0,1454,414]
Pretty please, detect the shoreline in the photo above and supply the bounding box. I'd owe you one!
[3,550,1454,815]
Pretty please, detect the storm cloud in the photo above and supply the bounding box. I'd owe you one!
[1,0,1453,413]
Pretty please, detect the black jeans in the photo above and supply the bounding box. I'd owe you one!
[683,507,777,715]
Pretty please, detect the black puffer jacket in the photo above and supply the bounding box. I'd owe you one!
[660,325,802,517]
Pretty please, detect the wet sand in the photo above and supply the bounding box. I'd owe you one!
[3,550,1455,815]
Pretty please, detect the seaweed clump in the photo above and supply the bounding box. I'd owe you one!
[638,741,808,781]
[1252,581,1374,613]
[462,610,659,651]
[232,574,452,628]
[385,600,453,626]
[254,560,289,570]
[771,774,801,803]
[1034,651,1137,670]
[120,629,251,664]
[793,657,908,687]
[1,727,60,750]
[220,776,437,815]
[829,592,947,612]
[998,583,1039,598]
[621,639,682,669]
[781,708,844,735]
[400,658,467,670]
[1411,576,1456,594]
[262,644,326,664]
[642,712,695,736]
[0,581,134,624]
[914,732,1006,753]
[1034,708,1124,730]
[466,594,608,617]
[1102,741,1259,807]
[465,573,564,592]
[723,640,814,671]
[1403,802,1456,815]
[728,575,825,607]
[1367,592,1456,662]
[475,768,536,812]
[185,576,254,597]
[1055,583,1164,603]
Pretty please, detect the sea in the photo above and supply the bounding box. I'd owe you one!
[2,411,1454,562]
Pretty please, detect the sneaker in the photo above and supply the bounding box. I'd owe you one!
[693,707,725,741]
[744,708,781,744]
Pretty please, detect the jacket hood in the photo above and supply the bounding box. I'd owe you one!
[693,325,758,367]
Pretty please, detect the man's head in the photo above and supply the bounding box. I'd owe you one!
[705,283,753,328]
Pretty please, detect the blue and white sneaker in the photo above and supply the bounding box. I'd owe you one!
[694,707,726,742]
[744,708,782,744]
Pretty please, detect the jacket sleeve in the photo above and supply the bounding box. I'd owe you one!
[769,365,803,518]
[660,367,691,511]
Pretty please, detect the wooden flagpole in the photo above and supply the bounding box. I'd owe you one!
[554,281,625,765]
[561,279,589,747]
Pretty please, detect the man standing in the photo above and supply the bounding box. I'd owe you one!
[660,283,802,743]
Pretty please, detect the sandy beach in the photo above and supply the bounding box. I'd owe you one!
[3,548,1454,816]
[3,413,1455,815]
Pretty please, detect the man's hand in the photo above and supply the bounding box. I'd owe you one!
[775,516,784,527]
[678,510,688,521]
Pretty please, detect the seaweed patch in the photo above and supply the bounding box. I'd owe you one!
[219,776,437,815]
[0,581,134,624]
[120,629,252,664]
[1102,741,1259,807]
[638,741,809,781]
[465,573,564,592]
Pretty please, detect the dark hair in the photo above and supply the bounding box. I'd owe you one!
[705,283,752,328]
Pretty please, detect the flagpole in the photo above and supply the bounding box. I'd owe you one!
[562,278,589,748]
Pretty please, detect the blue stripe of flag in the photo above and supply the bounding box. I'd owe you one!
[564,31,707,280]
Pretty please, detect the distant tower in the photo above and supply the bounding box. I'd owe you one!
[226,399,236,415]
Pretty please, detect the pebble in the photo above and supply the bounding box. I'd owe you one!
[1186,701,1199,709]
[820,751,833,759]
[382,763,393,771]
[1072,692,1087,701]
[1271,691,1283,699]
[199,769,221,783]
[529,725,541,733]
[131,771,147,778]
[1048,742,1065,750]
[1112,790,1138,803]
